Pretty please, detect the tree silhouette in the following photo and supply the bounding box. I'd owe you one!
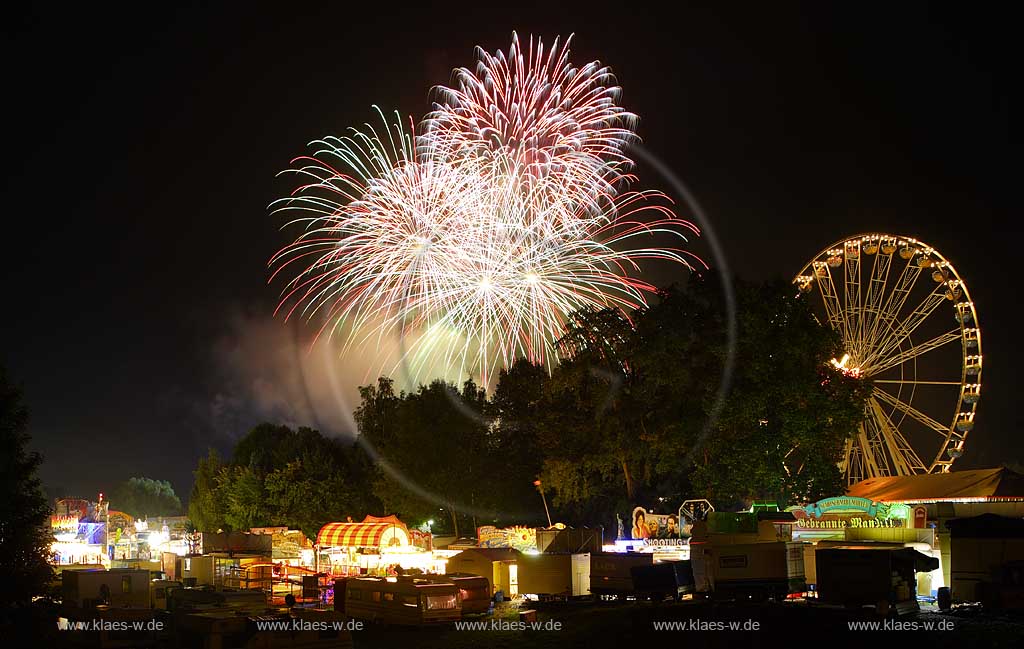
[0,366,52,607]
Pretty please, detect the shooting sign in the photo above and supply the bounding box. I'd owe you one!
[629,506,689,544]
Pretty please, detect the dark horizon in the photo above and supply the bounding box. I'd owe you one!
[2,3,1014,504]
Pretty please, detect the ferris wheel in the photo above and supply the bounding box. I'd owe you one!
[794,234,982,486]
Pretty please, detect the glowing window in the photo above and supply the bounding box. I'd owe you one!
[425,594,458,610]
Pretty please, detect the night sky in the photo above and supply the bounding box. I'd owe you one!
[2,4,1014,503]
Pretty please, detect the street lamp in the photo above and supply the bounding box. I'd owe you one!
[533,480,553,528]
[98,492,110,567]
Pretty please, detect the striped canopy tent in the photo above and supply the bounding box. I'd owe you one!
[316,516,410,549]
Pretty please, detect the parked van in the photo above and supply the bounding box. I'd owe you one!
[345,577,461,625]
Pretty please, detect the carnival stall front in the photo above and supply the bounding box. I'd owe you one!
[317,515,444,577]
[50,497,111,567]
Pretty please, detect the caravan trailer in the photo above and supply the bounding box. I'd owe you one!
[422,573,491,614]
[62,569,151,609]
[344,577,462,625]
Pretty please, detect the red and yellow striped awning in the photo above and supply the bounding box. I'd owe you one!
[316,522,400,548]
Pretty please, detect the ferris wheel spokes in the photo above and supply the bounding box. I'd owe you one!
[814,261,848,344]
[844,240,862,359]
[858,410,885,476]
[867,328,962,376]
[859,243,892,357]
[872,386,951,437]
[865,283,950,370]
[874,379,962,386]
[868,397,928,475]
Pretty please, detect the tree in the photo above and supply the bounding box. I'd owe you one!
[187,423,379,535]
[533,307,660,516]
[349,276,868,531]
[111,477,182,518]
[505,276,867,517]
[652,276,869,507]
[0,366,52,608]
[231,423,295,475]
[487,360,549,523]
[188,449,227,532]
[221,465,267,530]
[264,460,357,540]
[356,378,498,537]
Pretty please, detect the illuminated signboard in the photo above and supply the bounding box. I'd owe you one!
[477,525,537,552]
[630,506,690,544]
[788,496,910,531]
[51,515,79,533]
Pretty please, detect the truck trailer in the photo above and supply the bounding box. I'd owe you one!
[691,541,806,601]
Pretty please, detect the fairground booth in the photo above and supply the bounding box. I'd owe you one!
[845,467,1024,596]
[316,515,441,576]
[604,503,706,562]
[50,495,195,574]
[790,467,1024,598]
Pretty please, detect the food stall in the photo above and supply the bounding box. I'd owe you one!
[788,495,941,593]
[317,515,445,577]
[846,467,1024,594]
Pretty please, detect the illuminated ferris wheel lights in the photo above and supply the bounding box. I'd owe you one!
[962,383,981,403]
[964,328,980,348]
[794,233,983,485]
[965,356,983,376]
[954,414,975,433]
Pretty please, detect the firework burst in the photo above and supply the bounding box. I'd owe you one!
[424,32,637,218]
[271,36,703,385]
